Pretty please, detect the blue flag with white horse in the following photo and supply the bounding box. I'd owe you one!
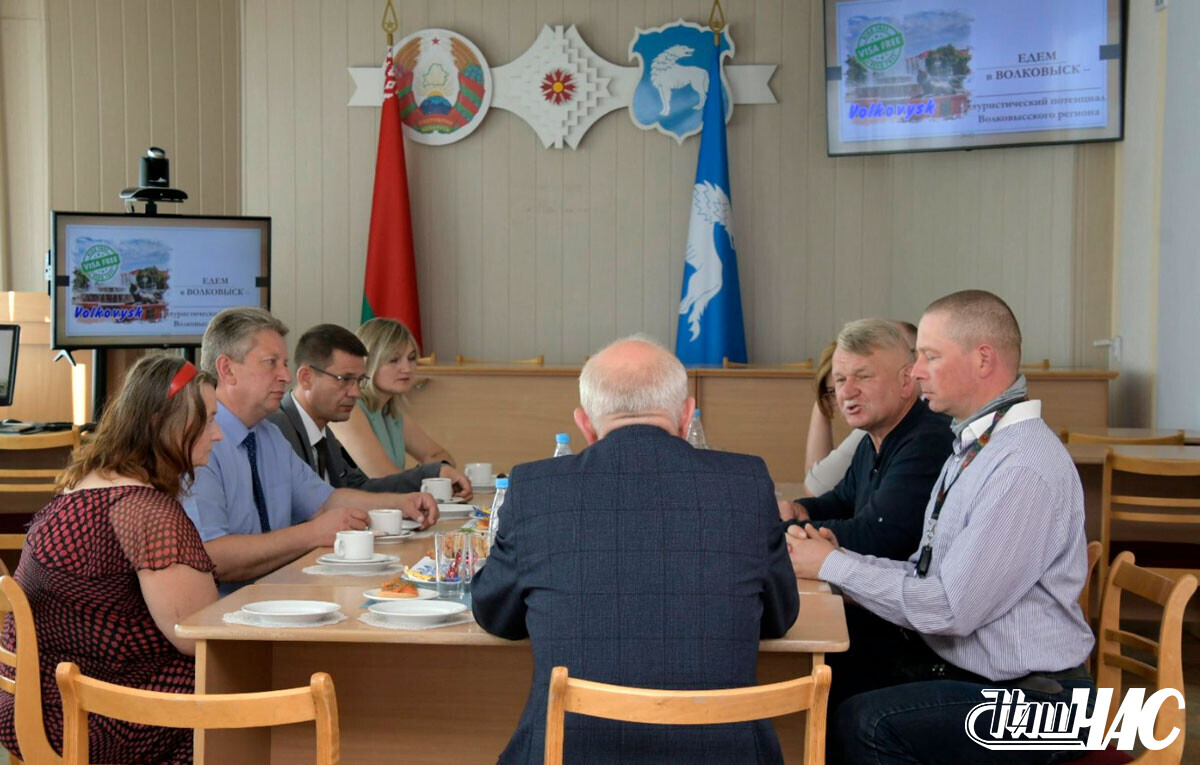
[673,31,747,367]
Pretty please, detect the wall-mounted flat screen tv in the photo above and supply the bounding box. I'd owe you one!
[824,0,1125,156]
[52,212,270,349]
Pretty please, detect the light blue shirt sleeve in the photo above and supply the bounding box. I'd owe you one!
[182,455,233,542]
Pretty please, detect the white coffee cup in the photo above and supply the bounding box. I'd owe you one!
[465,462,493,486]
[368,508,404,535]
[421,477,453,501]
[334,529,375,560]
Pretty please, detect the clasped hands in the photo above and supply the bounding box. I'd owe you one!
[785,521,839,580]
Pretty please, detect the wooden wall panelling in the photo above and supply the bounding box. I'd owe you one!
[0,292,93,424]
[0,0,50,292]
[237,1,1114,369]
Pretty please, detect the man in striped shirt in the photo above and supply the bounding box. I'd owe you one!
[789,290,1095,764]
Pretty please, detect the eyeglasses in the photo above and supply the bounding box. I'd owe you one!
[309,365,369,388]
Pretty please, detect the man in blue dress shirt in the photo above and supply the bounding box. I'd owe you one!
[182,307,438,592]
[790,290,1095,764]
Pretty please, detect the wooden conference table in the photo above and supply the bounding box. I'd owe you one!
[177,504,848,764]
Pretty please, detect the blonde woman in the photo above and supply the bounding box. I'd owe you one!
[330,319,469,496]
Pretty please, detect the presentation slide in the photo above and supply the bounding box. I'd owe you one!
[0,328,13,400]
[63,223,262,340]
[834,0,1110,143]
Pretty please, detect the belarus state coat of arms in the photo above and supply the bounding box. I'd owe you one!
[392,28,493,146]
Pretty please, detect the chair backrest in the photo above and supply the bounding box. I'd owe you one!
[0,429,79,494]
[455,353,544,367]
[55,664,339,765]
[0,576,60,763]
[417,352,437,365]
[1094,552,1196,765]
[1080,540,1102,616]
[1099,450,1200,586]
[1020,358,1051,371]
[544,665,831,765]
[1067,429,1186,446]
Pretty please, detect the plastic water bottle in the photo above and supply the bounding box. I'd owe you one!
[487,477,508,549]
[553,433,573,457]
[686,410,709,449]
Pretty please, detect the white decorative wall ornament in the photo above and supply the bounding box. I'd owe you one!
[347,21,777,149]
[489,25,621,149]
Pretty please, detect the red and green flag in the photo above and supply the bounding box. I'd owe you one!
[362,45,423,348]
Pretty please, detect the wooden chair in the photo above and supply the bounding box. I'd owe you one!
[55,664,340,765]
[1067,429,1186,446]
[456,353,544,367]
[0,576,60,764]
[1090,552,1197,765]
[544,664,831,765]
[1020,358,1051,370]
[1099,449,1200,587]
[1080,540,1102,616]
[1080,541,1102,674]
[0,428,78,576]
[0,429,80,494]
[417,352,437,365]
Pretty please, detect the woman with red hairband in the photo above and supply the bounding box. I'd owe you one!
[0,352,223,764]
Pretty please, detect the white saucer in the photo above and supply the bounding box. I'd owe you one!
[373,532,414,545]
[368,599,467,627]
[315,553,398,571]
[402,519,421,531]
[363,587,438,602]
[241,600,340,625]
[439,496,467,504]
[437,503,475,519]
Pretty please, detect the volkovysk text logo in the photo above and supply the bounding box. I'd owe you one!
[966,687,1183,751]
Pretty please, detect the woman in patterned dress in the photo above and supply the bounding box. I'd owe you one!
[0,353,223,763]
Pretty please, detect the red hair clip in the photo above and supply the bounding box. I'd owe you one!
[167,361,197,399]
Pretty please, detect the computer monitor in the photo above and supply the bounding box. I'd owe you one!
[51,212,271,349]
[0,324,18,407]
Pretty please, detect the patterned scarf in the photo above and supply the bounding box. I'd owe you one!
[950,374,1028,439]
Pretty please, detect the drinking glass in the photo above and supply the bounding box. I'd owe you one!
[434,531,473,599]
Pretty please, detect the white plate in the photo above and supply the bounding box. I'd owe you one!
[368,599,468,626]
[241,600,340,624]
[362,587,438,602]
[402,519,421,531]
[401,572,438,588]
[373,531,414,544]
[438,496,467,504]
[437,503,475,519]
[316,552,398,566]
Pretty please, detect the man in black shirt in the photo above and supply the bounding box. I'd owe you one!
[778,318,952,562]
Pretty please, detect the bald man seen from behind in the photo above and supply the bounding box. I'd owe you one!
[472,335,800,765]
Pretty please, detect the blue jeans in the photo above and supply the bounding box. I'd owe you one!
[834,676,1095,764]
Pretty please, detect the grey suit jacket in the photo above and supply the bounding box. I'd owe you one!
[266,392,440,493]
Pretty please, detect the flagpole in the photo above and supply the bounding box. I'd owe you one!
[381,0,397,46]
[708,0,726,46]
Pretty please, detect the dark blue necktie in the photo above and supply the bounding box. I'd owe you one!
[243,432,271,533]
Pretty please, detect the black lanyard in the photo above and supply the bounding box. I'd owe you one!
[915,402,1018,577]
